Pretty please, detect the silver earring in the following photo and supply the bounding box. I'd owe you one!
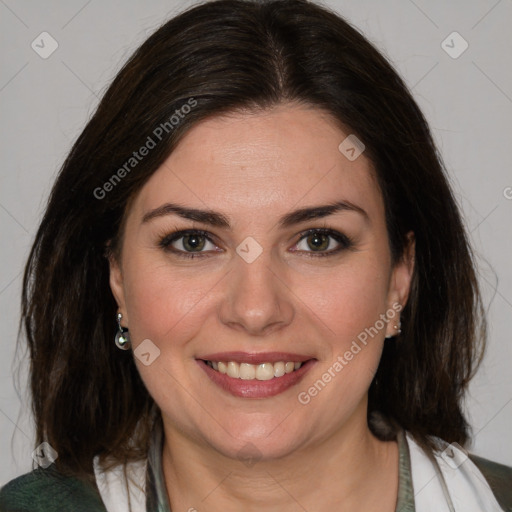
[115,312,131,350]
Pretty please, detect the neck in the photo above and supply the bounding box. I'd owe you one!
[160,406,399,512]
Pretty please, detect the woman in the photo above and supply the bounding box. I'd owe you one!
[1,0,511,510]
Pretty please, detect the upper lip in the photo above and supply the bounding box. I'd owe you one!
[198,352,315,364]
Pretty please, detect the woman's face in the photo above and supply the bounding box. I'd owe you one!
[110,103,413,460]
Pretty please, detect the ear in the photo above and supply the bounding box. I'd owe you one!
[385,231,415,337]
[108,249,128,324]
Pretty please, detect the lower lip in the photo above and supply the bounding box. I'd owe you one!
[197,359,316,398]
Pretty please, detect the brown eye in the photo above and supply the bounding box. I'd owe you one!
[180,233,207,252]
[293,229,352,256]
[305,232,330,251]
[159,230,218,257]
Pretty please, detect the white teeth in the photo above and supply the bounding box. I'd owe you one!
[239,363,256,380]
[256,363,275,381]
[273,361,285,377]
[227,361,239,378]
[206,360,304,380]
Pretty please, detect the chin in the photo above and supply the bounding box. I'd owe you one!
[201,415,310,463]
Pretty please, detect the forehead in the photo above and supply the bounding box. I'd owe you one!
[131,104,383,223]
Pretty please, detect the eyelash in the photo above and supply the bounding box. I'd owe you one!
[158,228,353,260]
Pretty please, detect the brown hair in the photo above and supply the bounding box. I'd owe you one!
[20,0,485,480]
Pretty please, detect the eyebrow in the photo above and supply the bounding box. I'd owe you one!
[141,200,369,228]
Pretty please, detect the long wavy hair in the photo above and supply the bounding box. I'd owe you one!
[20,0,485,481]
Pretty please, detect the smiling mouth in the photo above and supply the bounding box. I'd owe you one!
[202,360,304,380]
[197,356,316,398]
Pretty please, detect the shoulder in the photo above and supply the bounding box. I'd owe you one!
[469,454,512,511]
[404,431,512,511]
[0,465,107,512]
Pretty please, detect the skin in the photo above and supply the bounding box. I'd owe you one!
[109,103,415,512]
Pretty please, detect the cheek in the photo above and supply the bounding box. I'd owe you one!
[293,256,390,404]
[121,255,217,348]
[120,256,218,416]
[294,264,389,421]
[297,257,390,343]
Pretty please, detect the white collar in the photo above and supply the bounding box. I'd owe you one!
[407,432,504,511]
[93,456,147,512]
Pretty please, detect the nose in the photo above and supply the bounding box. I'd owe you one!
[218,251,295,336]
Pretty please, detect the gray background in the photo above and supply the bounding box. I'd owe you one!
[1,0,511,484]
